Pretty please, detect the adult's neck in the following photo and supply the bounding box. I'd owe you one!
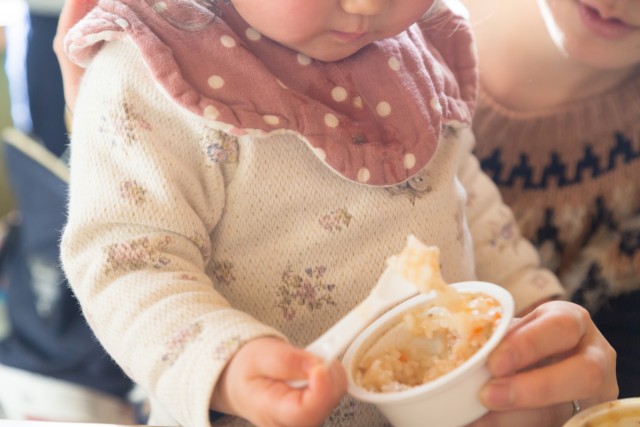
[463,0,636,112]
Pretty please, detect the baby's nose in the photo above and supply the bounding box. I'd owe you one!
[339,0,388,16]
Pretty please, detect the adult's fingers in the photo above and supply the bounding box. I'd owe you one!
[487,301,588,377]
[481,346,606,410]
[467,404,574,427]
[54,0,97,110]
[480,301,617,415]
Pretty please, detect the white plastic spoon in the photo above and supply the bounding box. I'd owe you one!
[289,265,423,388]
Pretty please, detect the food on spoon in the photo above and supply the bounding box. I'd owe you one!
[355,235,503,393]
[386,235,465,311]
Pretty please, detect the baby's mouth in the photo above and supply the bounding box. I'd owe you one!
[577,1,636,38]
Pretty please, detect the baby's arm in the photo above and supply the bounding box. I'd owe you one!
[60,39,345,427]
[457,130,565,314]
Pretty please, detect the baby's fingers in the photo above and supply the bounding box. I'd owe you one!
[254,358,346,427]
[220,338,347,427]
[305,359,348,407]
[251,340,322,382]
[290,361,347,423]
[263,345,347,426]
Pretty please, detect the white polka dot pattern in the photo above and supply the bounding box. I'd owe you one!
[220,35,236,48]
[263,115,280,126]
[68,0,477,186]
[297,54,312,66]
[376,102,392,117]
[357,168,371,183]
[203,105,219,120]
[324,114,339,128]
[245,27,261,41]
[388,57,401,71]
[404,153,416,169]
[207,75,224,90]
[331,87,348,103]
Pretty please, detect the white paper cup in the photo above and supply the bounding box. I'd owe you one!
[342,281,515,427]
[563,398,640,427]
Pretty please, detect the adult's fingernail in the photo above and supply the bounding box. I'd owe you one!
[488,346,517,376]
[481,380,514,409]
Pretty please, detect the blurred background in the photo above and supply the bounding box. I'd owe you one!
[0,0,139,422]
[0,0,22,342]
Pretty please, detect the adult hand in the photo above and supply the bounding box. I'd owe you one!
[469,300,618,427]
[53,0,96,111]
[211,337,347,427]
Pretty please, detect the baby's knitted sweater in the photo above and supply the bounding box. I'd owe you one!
[473,76,640,313]
[61,2,563,426]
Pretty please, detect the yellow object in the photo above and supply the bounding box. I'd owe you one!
[563,398,640,427]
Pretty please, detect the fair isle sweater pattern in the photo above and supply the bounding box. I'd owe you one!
[474,76,640,313]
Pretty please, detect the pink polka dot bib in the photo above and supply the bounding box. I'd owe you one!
[66,0,478,186]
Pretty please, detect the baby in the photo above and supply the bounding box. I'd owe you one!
[58,0,604,426]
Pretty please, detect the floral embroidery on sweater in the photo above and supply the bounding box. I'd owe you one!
[277,266,336,321]
[202,130,239,164]
[119,180,147,205]
[104,236,172,273]
[190,231,211,260]
[529,272,553,291]
[318,209,353,233]
[212,260,235,286]
[486,209,520,251]
[99,100,151,146]
[326,397,359,425]
[213,336,245,361]
[162,322,203,365]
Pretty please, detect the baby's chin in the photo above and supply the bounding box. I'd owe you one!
[277,37,373,63]
[302,45,371,63]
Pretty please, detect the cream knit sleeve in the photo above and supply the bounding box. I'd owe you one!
[458,132,566,314]
[60,40,285,427]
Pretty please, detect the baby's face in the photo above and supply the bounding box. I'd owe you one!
[230,0,437,62]
[537,0,640,70]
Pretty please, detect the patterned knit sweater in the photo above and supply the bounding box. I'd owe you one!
[473,75,640,314]
[60,1,563,426]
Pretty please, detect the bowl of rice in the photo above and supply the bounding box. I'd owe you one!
[342,280,514,427]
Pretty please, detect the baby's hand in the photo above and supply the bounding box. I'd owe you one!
[211,337,347,427]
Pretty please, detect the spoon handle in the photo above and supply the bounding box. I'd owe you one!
[288,267,419,388]
[307,295,384,362]
[287,295,383,389]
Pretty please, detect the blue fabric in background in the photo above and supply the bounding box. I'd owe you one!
[0,140,132,398]
[0,9,134,399]
[24,13,67,157]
